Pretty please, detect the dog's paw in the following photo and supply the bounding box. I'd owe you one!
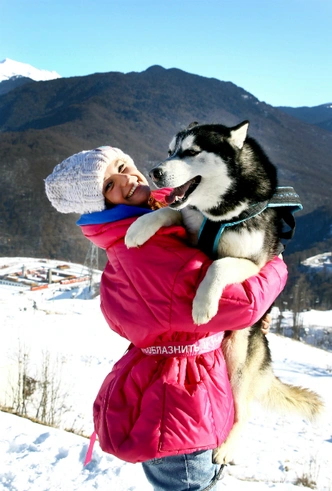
[212,445,235,465]
[124,217,155,248]
[192,289,220,325]
[125,208,178,248]
[213,423,242,464]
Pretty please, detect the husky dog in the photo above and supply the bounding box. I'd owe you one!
[125,121,324,464]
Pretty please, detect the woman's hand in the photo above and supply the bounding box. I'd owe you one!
[261,313,272,335]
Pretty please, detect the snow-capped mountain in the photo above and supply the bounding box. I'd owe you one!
[0,58,61,82]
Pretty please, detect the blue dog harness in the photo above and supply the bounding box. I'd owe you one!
[197,186,303,259]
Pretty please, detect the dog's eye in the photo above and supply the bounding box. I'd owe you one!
[118,163,125,172]
[184,149,199,157]
[168,149,174,156]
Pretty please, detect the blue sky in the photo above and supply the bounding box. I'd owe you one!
[1,0,331,107]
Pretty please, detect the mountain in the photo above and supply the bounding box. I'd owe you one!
[0,58,61,96]
[0,75,36,96]
[0,65,332,270]
[278,103,332,132]
[0,58,61,82]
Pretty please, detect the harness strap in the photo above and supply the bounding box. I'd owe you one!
[141,332,224,357]
[198,186,302,259]
[198,220,228,260]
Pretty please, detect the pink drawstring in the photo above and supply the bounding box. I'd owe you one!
[84,431,97,466]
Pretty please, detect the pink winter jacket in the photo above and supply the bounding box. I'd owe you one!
[79,196,288,464]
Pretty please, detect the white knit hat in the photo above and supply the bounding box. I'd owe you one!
[45,146,135,214]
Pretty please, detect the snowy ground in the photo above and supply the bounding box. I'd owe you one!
[0,258,331,490]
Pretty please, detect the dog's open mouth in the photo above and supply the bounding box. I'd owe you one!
[165,176,201,206]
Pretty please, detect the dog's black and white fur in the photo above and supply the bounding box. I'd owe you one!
[125,121,324,464]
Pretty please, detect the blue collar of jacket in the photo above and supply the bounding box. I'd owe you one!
[76,205,153,226]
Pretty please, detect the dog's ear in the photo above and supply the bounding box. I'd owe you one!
[229,121,249,150]
[187,121,199,130]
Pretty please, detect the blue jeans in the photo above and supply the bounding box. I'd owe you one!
[142,450,224,491]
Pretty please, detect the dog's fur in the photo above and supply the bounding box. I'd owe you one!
[125,121,324,464]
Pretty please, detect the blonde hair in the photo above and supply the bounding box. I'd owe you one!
[147,194,167,210]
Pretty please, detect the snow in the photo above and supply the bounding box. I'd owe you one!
[302,252,332,272]
[0,257,331,490]
[0,58,61,83]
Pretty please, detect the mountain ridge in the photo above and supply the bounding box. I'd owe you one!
[0,65,331,268]
[278,103,332,132]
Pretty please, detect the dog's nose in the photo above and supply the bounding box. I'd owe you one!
[149,167,164,182]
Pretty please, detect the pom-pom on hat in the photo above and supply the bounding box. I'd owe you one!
[45,146,134,214]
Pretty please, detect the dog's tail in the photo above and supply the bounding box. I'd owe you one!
[261,375,324,421]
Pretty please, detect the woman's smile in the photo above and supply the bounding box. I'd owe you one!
[127,183,138,198]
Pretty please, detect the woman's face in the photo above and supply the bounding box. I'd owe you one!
[103,158,150,207]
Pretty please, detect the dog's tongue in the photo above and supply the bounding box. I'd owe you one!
[165,181,192,204]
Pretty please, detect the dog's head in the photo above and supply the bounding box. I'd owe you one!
[149,121,251,211]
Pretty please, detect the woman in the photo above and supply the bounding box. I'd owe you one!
[45,146,287,491]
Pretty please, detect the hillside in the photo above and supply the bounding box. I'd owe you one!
[0,65,332,266]
[0,76,35,96]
